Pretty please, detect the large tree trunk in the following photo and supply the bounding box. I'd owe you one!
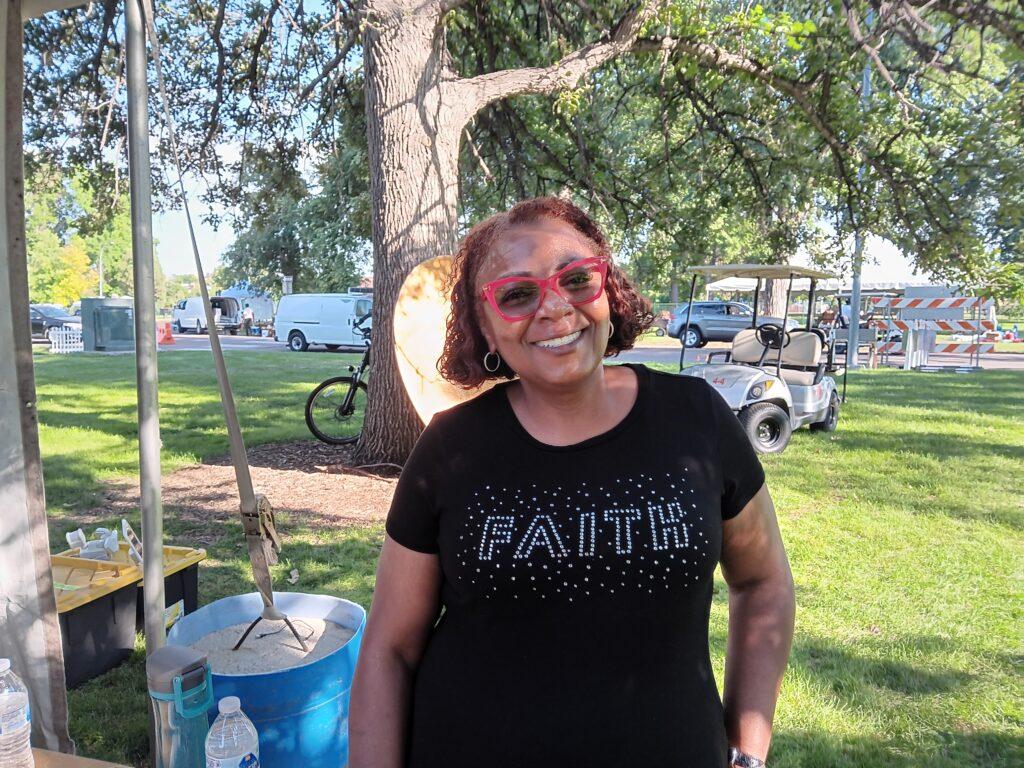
[356,1,463,465]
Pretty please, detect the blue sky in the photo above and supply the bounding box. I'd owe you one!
[153,204,234,276]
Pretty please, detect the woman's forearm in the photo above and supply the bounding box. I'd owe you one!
[349,647,416,768]
[722,570,796,761]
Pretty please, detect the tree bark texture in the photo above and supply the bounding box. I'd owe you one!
[763,279,789,320]
[357,0,462,465]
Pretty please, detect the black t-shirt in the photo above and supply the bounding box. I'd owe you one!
[386,363,765,768]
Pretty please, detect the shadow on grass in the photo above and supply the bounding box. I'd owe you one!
[39,454,109,521]
[710,629,975,705]
[834,428,1024,463]
[793,638,974,697]
[67,645,149,767]
[34,351,361,511]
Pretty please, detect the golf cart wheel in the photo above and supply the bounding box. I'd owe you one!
[288,331,309,352]
[739,403,792,454]
[810,390,841,433]
[683,328,706,348]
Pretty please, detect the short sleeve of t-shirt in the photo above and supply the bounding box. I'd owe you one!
[708,384,766,519]
[385,419,442,553]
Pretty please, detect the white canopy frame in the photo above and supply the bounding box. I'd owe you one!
[2,0,296,754]
[1,0,79,753]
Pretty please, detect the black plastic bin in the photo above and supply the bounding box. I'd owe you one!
[52,543,206,687]
[134,561,200,632]
[57,581,138,689]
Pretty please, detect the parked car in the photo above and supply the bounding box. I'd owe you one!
[171,295,242,334]
[667,301,794,347]
[30,304,81,339]
[274,293,373,352]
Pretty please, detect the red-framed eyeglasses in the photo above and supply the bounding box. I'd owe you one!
[480,257,610,322]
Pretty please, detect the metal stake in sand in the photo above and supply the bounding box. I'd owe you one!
[138,0,306,652]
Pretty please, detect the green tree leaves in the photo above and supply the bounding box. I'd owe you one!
[21,1,1024,297]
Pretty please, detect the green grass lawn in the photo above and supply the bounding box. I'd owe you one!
[34,350,361,519]
[34,353,1022,767]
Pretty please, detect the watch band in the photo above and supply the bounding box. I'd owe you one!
[728,746,766,768]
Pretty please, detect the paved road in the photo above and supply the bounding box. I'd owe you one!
[165,332,291,352]
[159,333,1024,371]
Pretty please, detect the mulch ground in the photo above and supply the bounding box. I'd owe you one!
[86,441,400,548]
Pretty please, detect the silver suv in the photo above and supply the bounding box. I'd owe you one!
[667,301,791,348]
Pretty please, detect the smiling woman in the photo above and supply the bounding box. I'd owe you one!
[349,197,796,768]
[440,196,652,388]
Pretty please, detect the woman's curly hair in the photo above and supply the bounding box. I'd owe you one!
[439,196,653,389]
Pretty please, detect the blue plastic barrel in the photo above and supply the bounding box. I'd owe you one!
[167,591,365,768]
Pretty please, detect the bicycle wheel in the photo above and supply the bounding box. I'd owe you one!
[305,376,368,445]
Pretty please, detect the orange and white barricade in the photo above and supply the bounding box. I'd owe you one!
[870,294,993,370]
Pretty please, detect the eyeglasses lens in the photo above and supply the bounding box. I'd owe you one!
[494,264,603,319]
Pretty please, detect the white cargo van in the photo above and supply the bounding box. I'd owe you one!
[274,293,373,351]
[171,295,242,334]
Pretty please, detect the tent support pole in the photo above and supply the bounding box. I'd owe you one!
[846,8,873,370]
[679,274,698,371]
[777,275,793,376]
[0,3,72,748]
[126,0,165,654]
[807,280,816,328]
[752,278,762,328]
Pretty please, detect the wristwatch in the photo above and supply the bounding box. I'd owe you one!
[728,746,765,768]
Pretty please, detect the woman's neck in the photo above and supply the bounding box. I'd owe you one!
[506,365,637,446]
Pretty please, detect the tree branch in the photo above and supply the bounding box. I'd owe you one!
[842,0,921,114]
[200,0,229,158]
[298,28,359,101]
[247,0,283,99]
[634,37,853,165]
[919,0,1024,50]
[455,1,661,114]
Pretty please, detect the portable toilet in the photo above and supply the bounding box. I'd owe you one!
[81,297,135,352]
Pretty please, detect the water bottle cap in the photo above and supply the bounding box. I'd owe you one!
[218,696,241,714]
[0,659,9,674]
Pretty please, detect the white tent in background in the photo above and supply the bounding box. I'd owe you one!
[706,236,939,296]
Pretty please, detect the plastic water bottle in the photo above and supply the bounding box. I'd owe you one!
[0,659,34,768]
[205,697,259,768]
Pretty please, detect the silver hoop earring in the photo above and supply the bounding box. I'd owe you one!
[608,322,615,339]
[483,351,501,373]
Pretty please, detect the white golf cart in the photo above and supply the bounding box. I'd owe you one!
[678,264,846,454]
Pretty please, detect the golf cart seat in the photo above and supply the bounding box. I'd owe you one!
[729,328,825,385]
[731,328,769,365]
[779,330,824,385]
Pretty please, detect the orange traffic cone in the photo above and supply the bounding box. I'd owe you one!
[157,321,175,345]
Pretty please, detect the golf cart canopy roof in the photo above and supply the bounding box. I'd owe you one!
[687,264,837,280]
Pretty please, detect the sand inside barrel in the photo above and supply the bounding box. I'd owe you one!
[192,617,354,675]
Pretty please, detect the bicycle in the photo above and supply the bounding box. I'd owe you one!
[304,317,371,445]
